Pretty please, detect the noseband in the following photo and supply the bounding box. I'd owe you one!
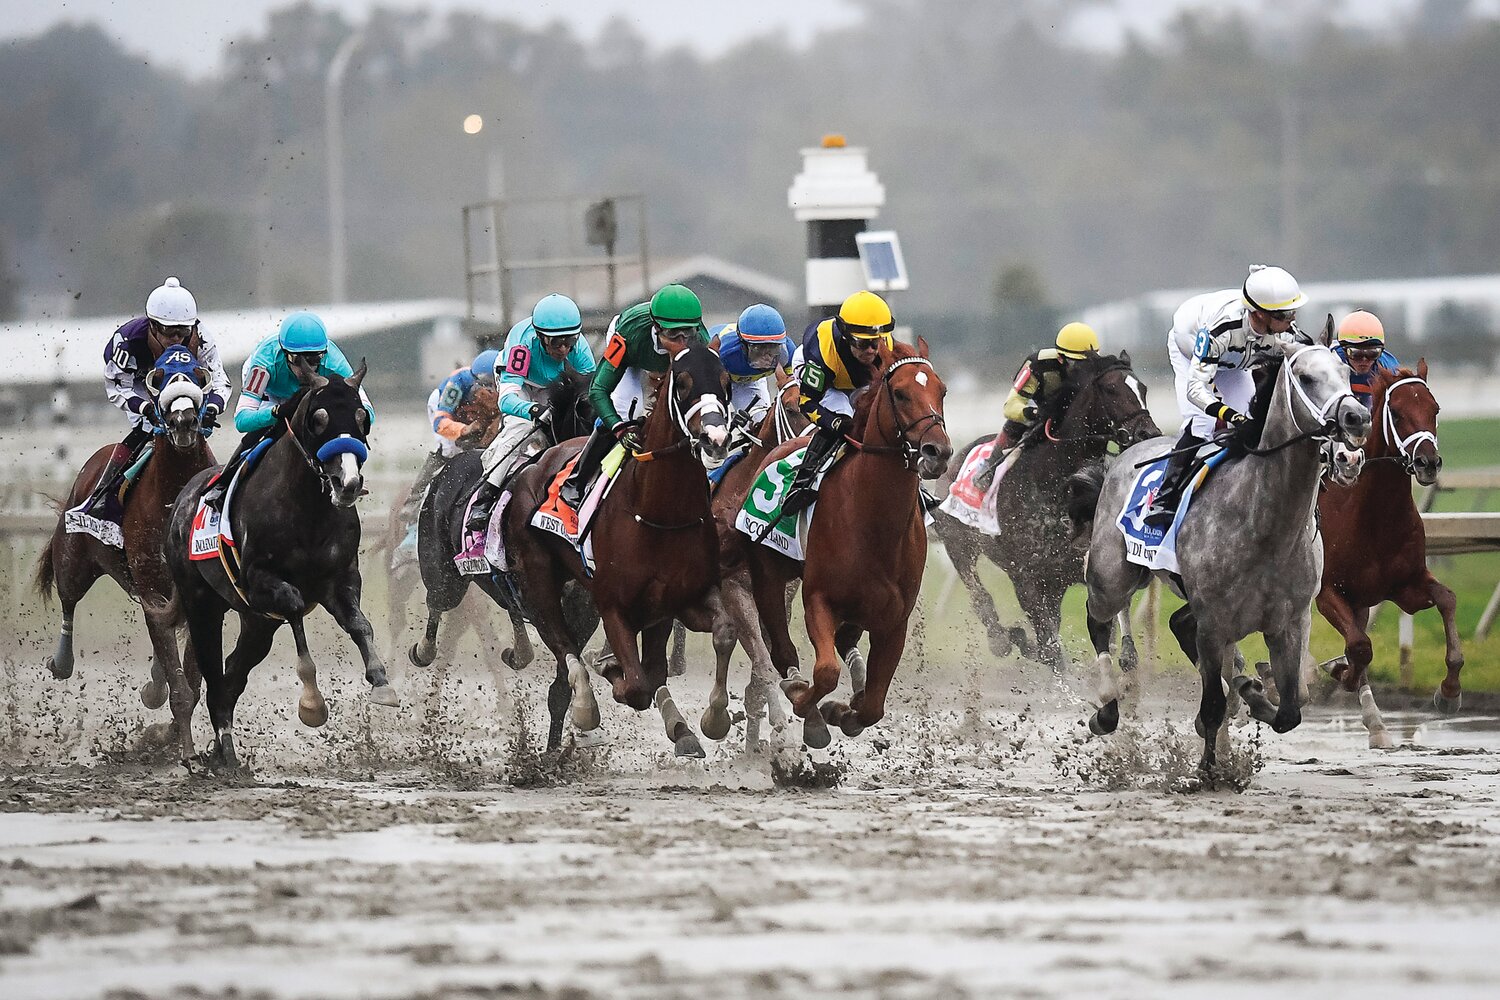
[1366,376,1439,474]
[847,356,945,471]
[1237,346,1361,456]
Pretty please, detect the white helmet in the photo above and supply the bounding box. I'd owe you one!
[146,276,198,325]
[1242,264,1308,315]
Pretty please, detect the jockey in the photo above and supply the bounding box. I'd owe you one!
[466,294,597,532]
[1143,264,1308,526]
[1334,310,1400,408]
[779,290,896,519]
[971,321,1101,490]
[85,277,230,513]
[203,310,374,511]
[551,283,709,533]
[709,303,795,429]
[400,349,500,519]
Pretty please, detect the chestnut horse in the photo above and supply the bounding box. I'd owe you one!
[745,338,952,748]
[503,342,732,755]
[35,349,215,760]
[1316,361,1457,748]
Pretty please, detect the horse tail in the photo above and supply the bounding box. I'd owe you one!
[1067,463,1107,538]
[33,542,56,603]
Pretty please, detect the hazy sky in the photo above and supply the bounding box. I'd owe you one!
[0,0,1441,78]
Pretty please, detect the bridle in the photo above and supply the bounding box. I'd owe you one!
[1237,345,1360,455]
[844,356,946,472]
[1366,375,1438,474]
[1039,361,1154,448]
[630,353,729,463]
[281,386,369,499]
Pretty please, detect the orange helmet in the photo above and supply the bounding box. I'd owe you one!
[1337,310,1386,348]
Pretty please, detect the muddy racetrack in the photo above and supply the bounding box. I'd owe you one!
[4,621,1500,999]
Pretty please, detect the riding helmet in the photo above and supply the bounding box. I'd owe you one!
[278,311,329,353]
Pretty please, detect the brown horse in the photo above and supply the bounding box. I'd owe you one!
[745,338,952,748]
[503,341,732,755]
[35,352,215,759]
[1315,361,1457,748]
[931,352,1159,673]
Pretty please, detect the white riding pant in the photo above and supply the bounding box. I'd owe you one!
[1169,337,1253,439]
[791,345,852,418]
[730,378,773,424]
[480,414,545,488]
[426,388,463,459]
[610,367,651,425]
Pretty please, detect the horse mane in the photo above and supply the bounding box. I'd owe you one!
[851,340,921,437]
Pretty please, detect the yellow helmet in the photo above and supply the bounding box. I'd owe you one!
[836,291,895,340]
[1055,321,1100,360]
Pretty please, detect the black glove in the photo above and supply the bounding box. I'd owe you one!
[140,400,160,425]
[612,419,644,452]
[201,404,220,429]
[824,413,852,438]
[1022,402,1038,422]
[527,402,551,423]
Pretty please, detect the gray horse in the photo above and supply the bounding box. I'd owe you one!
[1069,335,1370,777]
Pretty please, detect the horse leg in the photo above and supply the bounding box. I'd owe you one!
[1018,578,1067,676]
[141,606,194,758]
[681,589,735,742]
[410,608,442,668]
[945,529,1015,657]
[641,619,702,757]
[1115,609,1142,713]
[1252,614,1308,737]
[668,620,688,678]
[1423,574,1465,715]
[1167,604,1200,666]
[282,616,326,728]
[599,609,652,712]
[1314,587,1390,748]
[321,573,399,708]
[836,623,866,696]
[186,605,234,766]
[1194,636,1233,779]
[719,571,777,752]
[843,622,906,735]
[45,551,102,680]
[501,608,534,671]
[791,595,844,749]
[1085,607,1121,735]
[140,649,169,710]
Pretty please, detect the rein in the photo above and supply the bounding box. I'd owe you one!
[1033,361,1152,448]
[843,356,945,471]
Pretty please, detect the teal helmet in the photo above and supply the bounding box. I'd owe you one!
[278,311,329,353]
[532,293,583,337]
[471,349,500,379]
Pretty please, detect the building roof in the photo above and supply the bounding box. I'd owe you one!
[0,299,466,387]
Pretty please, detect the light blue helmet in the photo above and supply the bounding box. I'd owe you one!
[471,349,500,379]
[737,303,786,343]
[531,294,583,337]
[278,311,329,353]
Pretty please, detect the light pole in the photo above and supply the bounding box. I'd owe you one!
[326,30,365,304]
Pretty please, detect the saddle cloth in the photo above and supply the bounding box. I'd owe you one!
[188,438,274,562]
[530,444,629,574]
[1117,446,1226,575]
[64,442,157,548]
[938,441,1004,536]
[735,446,825,561]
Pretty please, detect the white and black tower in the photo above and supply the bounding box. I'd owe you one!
[788,134,887,329]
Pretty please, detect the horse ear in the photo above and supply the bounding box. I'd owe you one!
[292,362,319,388]
[1320,314,1334,347]
[917,335,931,359]
[347,358,368,391]
[1418,357,1428,379]
[1120,349,1132,367]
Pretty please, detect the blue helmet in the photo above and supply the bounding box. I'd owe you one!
[531,293,583,337]
[278,311,329,353]
[737,303,786,343]
[471,349,500,379]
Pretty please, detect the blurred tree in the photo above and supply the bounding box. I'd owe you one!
[1425,300,1499,371]
[76,205,255,317]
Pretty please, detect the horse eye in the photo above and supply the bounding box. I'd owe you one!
[893,390,907,403]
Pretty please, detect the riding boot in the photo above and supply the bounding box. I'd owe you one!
[973,422,1023,491]
[81,427,152,515]
[1142,429,1205,528]
[466,480,501,534]
[559,424,614,510]
[778,425,842,521]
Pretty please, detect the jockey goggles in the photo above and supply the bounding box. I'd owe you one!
[1345,346,1383,361]
[288,349,326,368]
[538,331,580,350]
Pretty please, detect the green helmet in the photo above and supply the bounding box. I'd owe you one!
[649,284,703,329]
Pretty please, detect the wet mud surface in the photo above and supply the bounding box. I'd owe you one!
[4,647,1500,998]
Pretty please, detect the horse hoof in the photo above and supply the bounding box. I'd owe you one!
[1432,687,1461,716]
[674,732,706,758]
[298,698,329,728]
[408,642,434,668]
[839,716,864,738]
[1089,700,1120,736]
[570,726,611,749]
[367,684,400,708]
[700,705,732,742]
[501,647,528,672]
[1369,729,1395,750]
[140,680,169,710]
[45,655,73,680]
[214,735,240,770]
[571,700,600,733]
[801,713,832,750]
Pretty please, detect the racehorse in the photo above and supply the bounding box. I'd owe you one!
[164,361,391,767]
[410,367,602,751]
[932,352,1159,673]
[1070,330,1371,778]
[745,338,952,748]
[35,348,216,759]
[1316,360,1458,748]
[503,342,732,756]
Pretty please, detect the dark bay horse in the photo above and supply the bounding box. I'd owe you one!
[36,348,216,759]
[503,342,732,756]
[745,339,952,748]
[165,361,390,767]
[1316,361,1458,748]
[1073,337,1370,779]
[410,368,601,751]
[932,352,1159,673]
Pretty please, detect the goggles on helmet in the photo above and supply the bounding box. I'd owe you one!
[540,331,580,350]
[838,316,894,341]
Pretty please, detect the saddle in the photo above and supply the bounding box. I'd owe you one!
[1118,444,1228,574]
[66,442,157,548]
[189,438,276,609]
